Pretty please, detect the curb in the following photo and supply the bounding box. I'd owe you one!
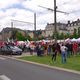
[1,55,80,75]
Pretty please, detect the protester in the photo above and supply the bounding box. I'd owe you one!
[65,42,72,58]
[51,42,57,62]
[61,43,67,64]
[72,42,78,56]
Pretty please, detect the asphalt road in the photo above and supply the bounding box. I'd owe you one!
[0,56,80,80]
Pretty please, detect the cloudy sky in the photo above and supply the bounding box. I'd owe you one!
[0,0,80,31]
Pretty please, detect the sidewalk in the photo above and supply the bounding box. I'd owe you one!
[13,52,37,58]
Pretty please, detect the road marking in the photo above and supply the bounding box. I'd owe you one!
[0,75,11,80]
[0,57,6,60]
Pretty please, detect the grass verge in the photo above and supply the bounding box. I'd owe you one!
[18,55,80,71]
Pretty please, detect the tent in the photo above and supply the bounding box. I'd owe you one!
[65,38,71,42]
[71,38,77,42]
[77,38,80,42]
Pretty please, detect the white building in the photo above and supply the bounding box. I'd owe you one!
[45,19,80,37]
[45,23,67,37]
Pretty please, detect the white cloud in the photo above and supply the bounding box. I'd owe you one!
[0,0,21,8]
[0,0,80,31]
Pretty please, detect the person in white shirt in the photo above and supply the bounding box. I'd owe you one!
[61,44,67,63]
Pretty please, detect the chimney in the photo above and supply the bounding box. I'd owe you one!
[76,19,79,25]
[67,20,71,26]
[68,20,70,24]
[72,21,74,26]
[77,19,80,22]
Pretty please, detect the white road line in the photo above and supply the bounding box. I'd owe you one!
[0,57,6,60]
[0,75,11,80]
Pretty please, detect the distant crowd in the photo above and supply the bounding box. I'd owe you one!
[26,41,80,63]
[0,40,80,63]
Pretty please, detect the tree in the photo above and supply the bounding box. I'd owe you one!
[59,32,65,39]
[78,27,80,37]
[33,30,42,41]
[25,34,32,41]
[73,28,78,38]
[16,32,25,41]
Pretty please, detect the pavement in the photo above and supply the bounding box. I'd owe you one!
[0,52,80,75]
[11,52,37,58]
[0,55,80,80]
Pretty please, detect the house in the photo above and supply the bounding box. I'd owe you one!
[45,23,67,37]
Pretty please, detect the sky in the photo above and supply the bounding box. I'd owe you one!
[0,0,80,31]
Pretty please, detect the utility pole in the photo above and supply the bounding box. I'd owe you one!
[38,1,69,42]
[11,22,13,28]
[34,12,37,40]
[54,0,57,41]
[34,13,36,31]
[11,19,34,40]
[11,21,14,41]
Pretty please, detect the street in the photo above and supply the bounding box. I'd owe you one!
[0,56,80,80]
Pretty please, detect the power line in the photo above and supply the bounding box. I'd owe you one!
[38,0,69,41]
[11,19,34,24]
[38,5,69,14]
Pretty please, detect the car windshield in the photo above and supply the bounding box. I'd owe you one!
[9,46,19,50]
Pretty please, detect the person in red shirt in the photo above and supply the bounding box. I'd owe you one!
[72,42,78,56]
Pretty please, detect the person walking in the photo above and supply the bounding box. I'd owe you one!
[51,43,57,62]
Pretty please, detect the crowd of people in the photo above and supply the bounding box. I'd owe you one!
[0,40,80,63]
[27,41,80,64]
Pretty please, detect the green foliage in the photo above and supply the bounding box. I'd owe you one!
[25,34,32,41]
[78,27,80,37]
[38,35,45,40]
[52,28,80,39]
[33,30,43,41]
[16,31,32,41]
[16,32,25,41]
[72,28,78,38]
[59,32,65,39]
[52,32,65,39]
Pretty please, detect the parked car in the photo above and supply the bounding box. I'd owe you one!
[0,45,22,55]
[0,46,12,55]
[9,45,22,55]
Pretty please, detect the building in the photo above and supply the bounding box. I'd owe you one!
[1,19,80,41]
[67,19,80,35]
[1,27,26,41]
[0,32,2,41]
[45,23,67,37]
[45,19,80,37]
[28,30,46,39]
